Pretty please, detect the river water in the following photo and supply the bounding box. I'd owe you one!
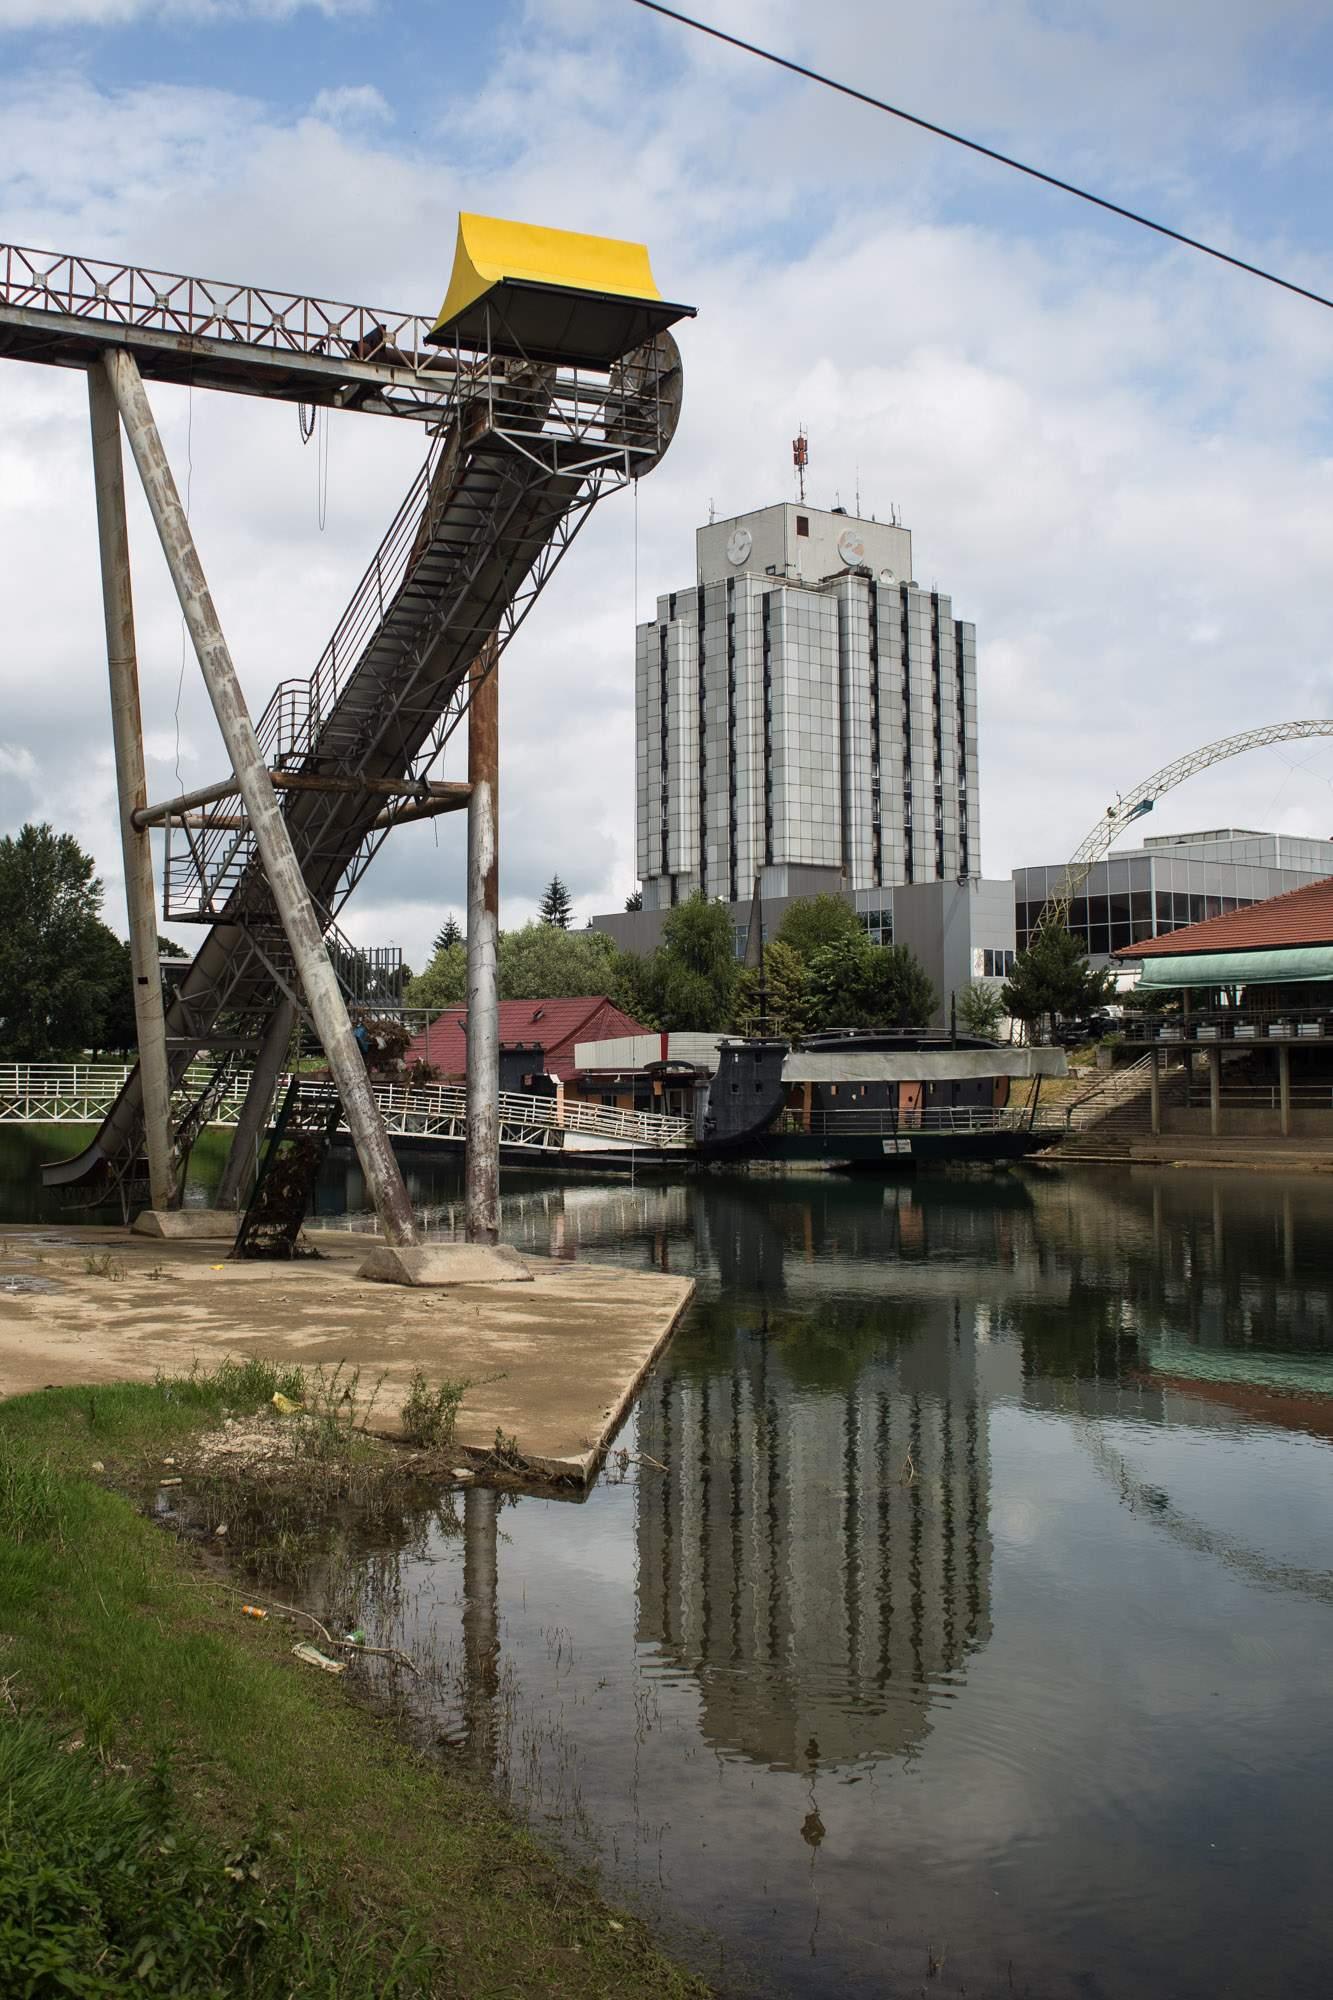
[307,1159,1333,1999]
[7,1140,1332,1995]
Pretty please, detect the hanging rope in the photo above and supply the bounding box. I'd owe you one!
[297,400,316,443]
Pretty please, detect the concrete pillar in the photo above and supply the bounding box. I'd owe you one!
[87,366,175,1214]
[466,642,500,1245]
[215,997,295,1210]
[1278,1042,1291,1138]
[1149,1047,1161,1137]
[1208,1045,1221,1137]
[102,348,418,1250]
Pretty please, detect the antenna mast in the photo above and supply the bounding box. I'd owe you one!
[792,428,808,505]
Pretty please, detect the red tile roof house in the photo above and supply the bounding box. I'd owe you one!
[1114,876,1333,1143]
[406,998,647,1101]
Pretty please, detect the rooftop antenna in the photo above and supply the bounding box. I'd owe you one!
[708,496,715,523]
[855,464,861,516]
[792,427,808,505]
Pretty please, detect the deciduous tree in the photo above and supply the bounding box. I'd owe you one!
[0,823,132,1059]
[775,893,862,963]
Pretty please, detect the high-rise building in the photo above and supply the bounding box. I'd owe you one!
[635,500,980,911]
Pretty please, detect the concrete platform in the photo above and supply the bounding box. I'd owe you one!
[1130,1136,1333,1173]
[0,1226,694,1482]
[132,1208,239,1241]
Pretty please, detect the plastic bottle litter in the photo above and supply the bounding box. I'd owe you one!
[271,1392,303,1416]
[292,1642,346,1675]
[240,1605,268,1621]
[343,1627,366,1647]
[159,1476,182,1488]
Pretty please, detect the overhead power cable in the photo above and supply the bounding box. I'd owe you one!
[631,0,1333,315]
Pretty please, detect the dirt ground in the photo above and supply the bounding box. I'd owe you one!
[0,1224,693,1479]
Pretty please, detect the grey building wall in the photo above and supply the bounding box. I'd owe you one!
[889,879,1016,1022]
[591,877,1015,1029]
[636,502,980,911]
[1015,829,1333,970]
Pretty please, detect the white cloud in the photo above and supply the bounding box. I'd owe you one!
[0,0,367,24]
[1,9,1332,973]
[309,83,392,128]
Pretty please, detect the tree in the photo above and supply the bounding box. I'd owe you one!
[1002,927,1113,1039]
[806,935,936,1031]
[499,922,617,999]
[624,888,643,912]
[0,823,130,1059]
[872,944,937,1028]
[956,980,1005,1040]
[539,876,573,928]
[646,895,738,1031]
[806,933,878,1029]
[731,938,808,1038]
[432,915,462,954]
[404,942,466,1010]
[83,925,137,1055]
[776,894,862,963]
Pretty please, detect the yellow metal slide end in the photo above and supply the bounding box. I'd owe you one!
[428,211,693,366]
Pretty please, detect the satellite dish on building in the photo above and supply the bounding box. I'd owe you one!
[837,527,866,567]
[878,567,897,587]
[727,526,752,565]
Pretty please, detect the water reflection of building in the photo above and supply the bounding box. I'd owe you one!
[636,1292,994,1773]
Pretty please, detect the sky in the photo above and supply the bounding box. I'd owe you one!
[1,0,1332,969]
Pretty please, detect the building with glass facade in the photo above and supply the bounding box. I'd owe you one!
[1014,828,1333,970]
[635,501,980,910]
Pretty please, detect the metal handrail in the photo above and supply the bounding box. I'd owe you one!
[777,1106,1031,1137]
[0,1065,692,1148]
[1121,1007,1333,1041]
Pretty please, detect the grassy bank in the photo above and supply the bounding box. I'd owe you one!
[0,1124,232,1226]
[0,1363,709,1999]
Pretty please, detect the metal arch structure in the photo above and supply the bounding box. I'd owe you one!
[1038,720,1333,934]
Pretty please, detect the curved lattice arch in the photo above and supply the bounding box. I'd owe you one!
[1038,720,1333,934]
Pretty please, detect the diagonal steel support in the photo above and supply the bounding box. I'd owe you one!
[87,365,175,1212]
[101,346,418,1249]
[215,996,296,1211]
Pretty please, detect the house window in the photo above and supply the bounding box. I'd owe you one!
[796,515,809,537]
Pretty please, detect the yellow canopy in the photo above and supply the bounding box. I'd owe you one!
[428,212,692,365]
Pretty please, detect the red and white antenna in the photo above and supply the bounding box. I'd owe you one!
[792,428,808,504]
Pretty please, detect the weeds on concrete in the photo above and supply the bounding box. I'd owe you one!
[399,1368,470,1450]
[82,1250,125,1279]
[487,1427,525,1473]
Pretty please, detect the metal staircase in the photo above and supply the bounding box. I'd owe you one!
[43,331,683,1199]
[233,1075,342,1258]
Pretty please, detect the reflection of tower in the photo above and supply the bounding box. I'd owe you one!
[461,1486,500,1778]
[636,1312,992,1771]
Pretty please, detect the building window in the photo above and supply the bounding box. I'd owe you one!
[859,905,893,947]
[981,949,1014,978]
[796,515,809,537]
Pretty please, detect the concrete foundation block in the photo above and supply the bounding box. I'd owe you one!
[133,1208,237,1241]
[356,1242,533,1287]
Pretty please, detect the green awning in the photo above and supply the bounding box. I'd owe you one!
[1136,945,1333,988]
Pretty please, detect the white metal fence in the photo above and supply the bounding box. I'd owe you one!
[0,1064,692,1151]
